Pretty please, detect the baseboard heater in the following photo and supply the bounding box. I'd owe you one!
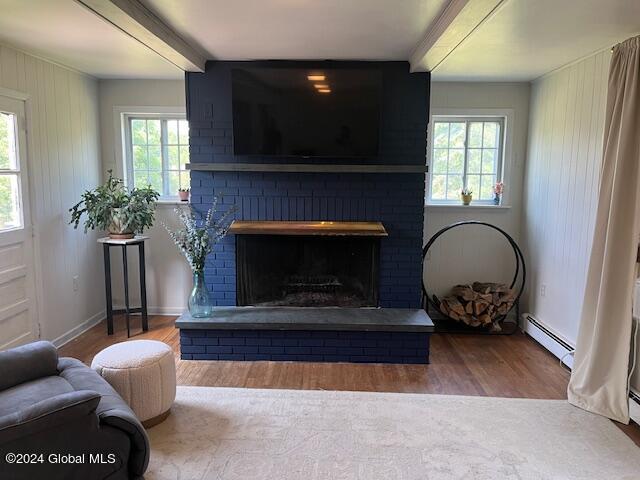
[524,314,574,350]
[522,314,574,369]
[629,390,640,424]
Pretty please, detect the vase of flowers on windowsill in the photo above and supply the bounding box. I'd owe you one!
[178,188,190,202]
[164,200,237,318]
[492,182,504,205]
[69,170,159,239]
[461,188,473,205]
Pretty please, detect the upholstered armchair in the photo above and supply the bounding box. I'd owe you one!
[0,341,149,480]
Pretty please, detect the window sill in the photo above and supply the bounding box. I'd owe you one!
[425,204,511,211]
[155,199,191,206]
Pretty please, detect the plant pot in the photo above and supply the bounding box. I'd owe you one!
[178,190,190,202]
[108,208,134,239]
[189,270,213,318]
[461,194,473,205]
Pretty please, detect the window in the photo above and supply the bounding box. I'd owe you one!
[124,116,190,198]
[0,112,22,230]
[429,117,504,203]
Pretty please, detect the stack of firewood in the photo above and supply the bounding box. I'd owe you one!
[436,282,516,330]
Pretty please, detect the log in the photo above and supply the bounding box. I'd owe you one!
[465,302,474,314]
[473,300,489,316]
[472,282,492,294]
[472,282,510,294]
[447,297,466,316]
[452,285,476,301]
[439,299,450,315]
[499,291,516,304]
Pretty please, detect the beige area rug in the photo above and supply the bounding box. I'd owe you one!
[146,386,640,480]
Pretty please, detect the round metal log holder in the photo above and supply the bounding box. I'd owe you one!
[422,221,526,335]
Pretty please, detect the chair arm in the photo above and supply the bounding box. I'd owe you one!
[0,390,100,445]
[0,341,59,391]
[57,357,150,476]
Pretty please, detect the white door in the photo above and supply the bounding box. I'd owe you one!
[0,94,38,349]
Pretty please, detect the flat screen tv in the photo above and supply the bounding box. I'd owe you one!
[232,66,381,157]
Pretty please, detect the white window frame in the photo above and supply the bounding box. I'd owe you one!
[0,109,24,232]
[426,108,513,208]
[115,106,187,202]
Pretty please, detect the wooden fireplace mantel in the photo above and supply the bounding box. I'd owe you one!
[228,220,388,237]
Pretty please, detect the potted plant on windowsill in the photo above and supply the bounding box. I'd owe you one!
[163,199,237,318]
[492,181,504,205]
[178,188,190,202]
[69,170,159,239]
[461,188,473,205]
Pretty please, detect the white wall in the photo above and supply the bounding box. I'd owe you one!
[522,50,610,345]
[98,79,191,314]
[424,83,530,299]
[0,43,104,345]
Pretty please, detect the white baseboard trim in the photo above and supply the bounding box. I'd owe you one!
[112,305,184,316]
[147,307,184,316]
[522,313,575,369]
[51,310,106,348]
[50,308,180,349]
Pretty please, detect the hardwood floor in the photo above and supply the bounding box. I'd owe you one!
[59,314,640,444]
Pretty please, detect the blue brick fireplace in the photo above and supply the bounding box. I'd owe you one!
[177,60,433,363]
[186,61,429,307]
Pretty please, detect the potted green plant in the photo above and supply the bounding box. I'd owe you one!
[461,188,473,205]
[69,170,159,239]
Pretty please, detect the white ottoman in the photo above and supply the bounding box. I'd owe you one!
[91,340,176,428]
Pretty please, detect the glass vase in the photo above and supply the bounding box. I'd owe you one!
[493,194,501,205]
[189,270,213,318]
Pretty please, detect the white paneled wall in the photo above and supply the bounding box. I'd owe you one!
[424,83,530,297]
[522,50,610,345]
[0,43,104,345]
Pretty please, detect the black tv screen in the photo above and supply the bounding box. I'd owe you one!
[232,66,381,157]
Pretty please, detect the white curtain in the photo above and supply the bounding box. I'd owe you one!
[568,36,640,424]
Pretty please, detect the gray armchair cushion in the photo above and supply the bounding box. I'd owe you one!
[0,390,100,444]
[0,341,58,390]
[0,376,73,418]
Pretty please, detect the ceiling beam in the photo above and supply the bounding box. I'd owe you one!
[75,0,206,72]
[410,0,506,72]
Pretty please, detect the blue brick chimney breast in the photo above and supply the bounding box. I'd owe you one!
[186,61,429,308]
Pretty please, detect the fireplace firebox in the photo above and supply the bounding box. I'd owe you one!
[230,221,387,308]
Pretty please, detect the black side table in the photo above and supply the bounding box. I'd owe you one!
[99,236,149,337]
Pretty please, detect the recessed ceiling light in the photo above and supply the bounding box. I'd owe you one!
[307,75,325,81]
[318,89,331,93]
[314,84,329,89]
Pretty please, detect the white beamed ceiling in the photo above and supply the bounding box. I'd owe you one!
[0,0,182,79]
[434,0,640,81]
[0,0,638,81]
[141,0,448,62]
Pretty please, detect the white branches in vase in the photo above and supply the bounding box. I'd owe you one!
[163,198,237,273]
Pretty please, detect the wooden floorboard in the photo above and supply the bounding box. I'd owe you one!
[59,314,640,445]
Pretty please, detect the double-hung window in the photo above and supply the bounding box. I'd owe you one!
[0,111,22,230]
[428,116,504,204]
[124,115,190,198]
